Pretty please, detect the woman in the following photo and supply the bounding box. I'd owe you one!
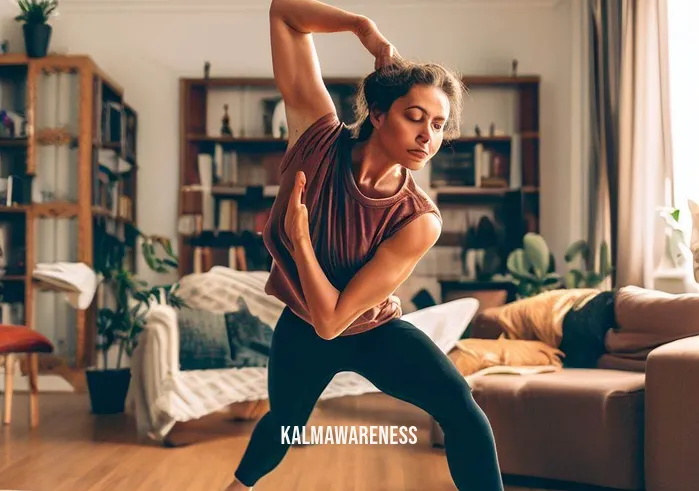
[226,0,503,489]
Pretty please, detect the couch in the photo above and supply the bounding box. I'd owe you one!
[430,287,699,491]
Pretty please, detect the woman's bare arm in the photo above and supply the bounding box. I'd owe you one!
[269,0,397,149]
[292,213,441,340]
[270,0,358,148]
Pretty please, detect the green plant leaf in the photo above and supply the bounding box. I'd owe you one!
[507,249,531,275]
[543,272,562,286]
[509,269,540,284]
[584,271,604,287]
[523,233,549,278]
[564,239,589,263]
[564,270,584,289]
[671,208,680,222]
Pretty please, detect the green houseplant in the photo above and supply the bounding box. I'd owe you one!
[505,233,615,299]
[86,228,185,415]
[14,0,58,58]
[505,232,562,298]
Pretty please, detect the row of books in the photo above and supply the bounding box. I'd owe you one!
[92,148,135,219]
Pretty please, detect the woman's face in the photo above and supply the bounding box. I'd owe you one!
[371,84,451,170]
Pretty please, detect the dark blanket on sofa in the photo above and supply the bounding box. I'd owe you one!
[559,290,617,368]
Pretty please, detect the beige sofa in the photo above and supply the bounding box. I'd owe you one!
[430,290,699,491]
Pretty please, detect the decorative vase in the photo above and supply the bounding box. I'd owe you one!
[23,23,52,58]
[272,99,287,139]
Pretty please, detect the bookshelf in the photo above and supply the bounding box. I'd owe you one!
[0,54,138,388]
[178,75,540,283]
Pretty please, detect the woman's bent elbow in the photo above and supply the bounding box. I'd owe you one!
[314,321,339,341]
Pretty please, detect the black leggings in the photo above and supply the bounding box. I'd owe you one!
[234,307,503,490]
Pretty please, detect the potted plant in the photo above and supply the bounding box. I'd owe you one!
[14,0,58,58]
[501,232,615,299]
[86,229,185,415]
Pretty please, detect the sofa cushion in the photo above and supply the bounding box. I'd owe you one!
[605,285,699,367]
[177,296,274,371]
[177,307,236,370]
[470,369,645,490]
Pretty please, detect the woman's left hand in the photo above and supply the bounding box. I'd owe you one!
[285,171,311,249]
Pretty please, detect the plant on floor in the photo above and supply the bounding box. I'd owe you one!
[94,229,184,370]
[14,0,59,58]
[87,225,185,414]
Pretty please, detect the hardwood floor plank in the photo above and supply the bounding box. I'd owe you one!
[0,392,543,491]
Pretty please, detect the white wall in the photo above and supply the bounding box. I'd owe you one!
[0,0,583,292]
[0,0,587,391]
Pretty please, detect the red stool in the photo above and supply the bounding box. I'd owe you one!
[1,325,53,427]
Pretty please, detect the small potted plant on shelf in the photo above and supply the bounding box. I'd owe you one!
[14,0,59,58]
[86,226,185,415]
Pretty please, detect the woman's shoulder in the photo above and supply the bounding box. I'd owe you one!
[280,112,346,175]
[402,176,442,222]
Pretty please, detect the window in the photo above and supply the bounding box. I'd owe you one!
[667,1,699,235]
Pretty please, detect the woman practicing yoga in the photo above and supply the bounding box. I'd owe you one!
[226,0,503,489]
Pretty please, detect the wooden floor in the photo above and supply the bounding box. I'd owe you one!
[0,391,543,491]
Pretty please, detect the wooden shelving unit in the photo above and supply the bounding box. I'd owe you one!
[178,74,540,281]
[0,54,138,388]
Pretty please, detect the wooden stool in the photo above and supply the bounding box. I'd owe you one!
[0,325,53,428]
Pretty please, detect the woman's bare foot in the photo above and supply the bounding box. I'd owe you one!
[223,479,252,491]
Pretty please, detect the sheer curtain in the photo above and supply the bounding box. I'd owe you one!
[587,0,674,289]
[667,2,699,233]
[615,0,674,288]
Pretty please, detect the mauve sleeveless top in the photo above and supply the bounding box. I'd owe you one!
[262,112,442,336]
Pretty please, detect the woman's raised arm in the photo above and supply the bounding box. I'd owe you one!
[269,0,397,148]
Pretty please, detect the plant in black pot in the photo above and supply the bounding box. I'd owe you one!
[14,0,58,58]
[86,229,185,415]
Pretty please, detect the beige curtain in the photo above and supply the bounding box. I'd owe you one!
[588,0,673,288]
[616,0,673,288]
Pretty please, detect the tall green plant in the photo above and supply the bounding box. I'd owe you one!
[95,228,185,370]
[14,0,58,24]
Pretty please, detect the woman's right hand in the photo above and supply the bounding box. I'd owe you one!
[354,17,400,70]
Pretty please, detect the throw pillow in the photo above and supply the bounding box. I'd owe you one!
[178,308,236,371]
[689,199,699,282]
[224,296,274,368]
[471,288,601,347]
